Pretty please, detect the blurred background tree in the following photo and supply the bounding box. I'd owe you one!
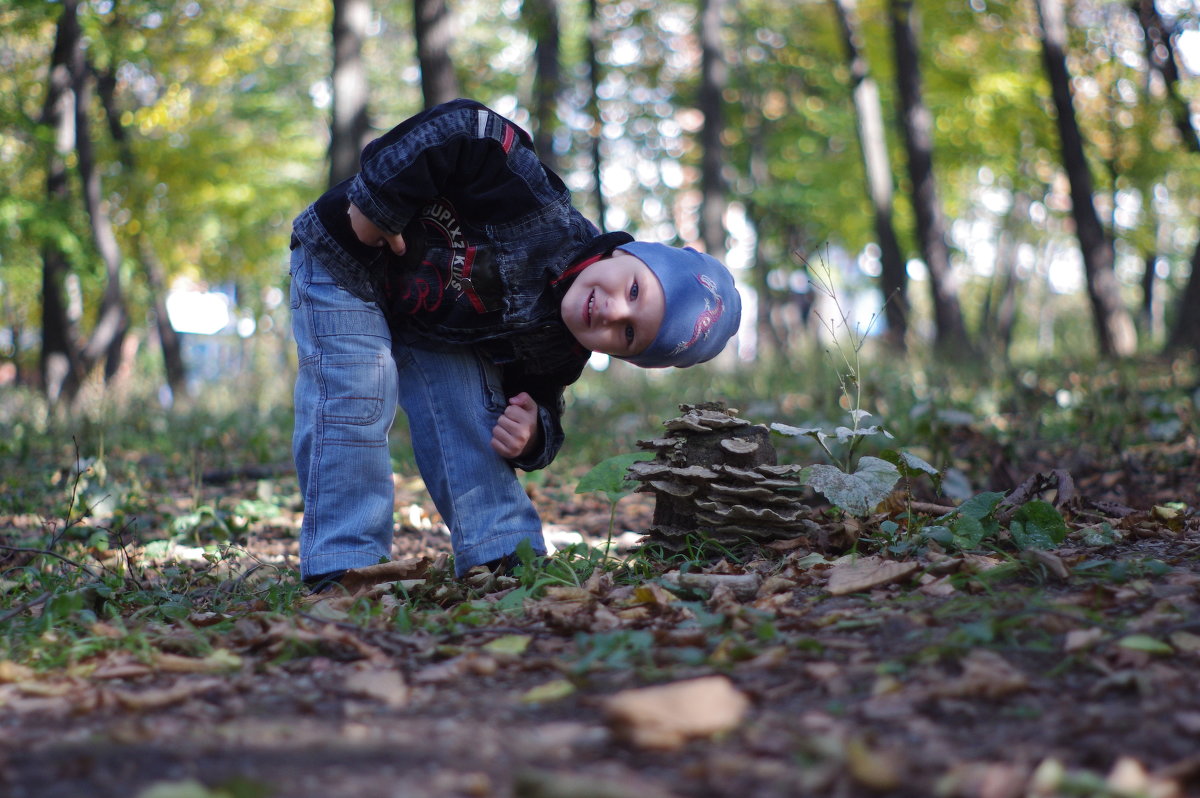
[1,0,1197,411]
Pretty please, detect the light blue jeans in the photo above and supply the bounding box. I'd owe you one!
[289,245,546,579]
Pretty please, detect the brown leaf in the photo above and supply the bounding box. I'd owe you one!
[340,557,430,594]
[109,678,225,711]
[827,556,920,596]
[604,676,750,751]
[931,650,1028,700]
[343,666,408,708]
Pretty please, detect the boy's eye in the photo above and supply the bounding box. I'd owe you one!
[630,281,639,301]
[625,325,635,345]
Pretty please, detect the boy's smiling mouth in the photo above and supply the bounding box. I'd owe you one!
[585,290,595,327]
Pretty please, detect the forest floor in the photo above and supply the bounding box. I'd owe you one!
[1,367,1198,798]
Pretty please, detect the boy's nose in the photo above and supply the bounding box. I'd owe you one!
[601,295,629,323]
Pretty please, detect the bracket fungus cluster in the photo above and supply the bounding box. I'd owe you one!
[630,403,819,550]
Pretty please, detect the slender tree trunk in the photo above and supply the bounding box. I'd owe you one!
[586,0,607,231]
[527,0,562,174]
[72,57,128,382]
[1167,239,1200,353]
[95,68,187,395]
[698,0,727,257]
[330,0,371,186]
[1035,0,1137,357]
[40,0,84,403]
[832,0,907,348]
[890,0,970,355]
[1133,0,1199,153]
[413,0,460,108]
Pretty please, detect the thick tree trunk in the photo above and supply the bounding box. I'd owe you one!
[586,0,606,231]
[413,0,460,108]
[1167,239,1200,353]
[330,0,371,187]
[698,0,727,258]
[1133,0,1199,153]
[890,0,971,355]
[40,0,84,403]
[1035,0,1137,357]
[832,0,907,348]
[527,0,562,174]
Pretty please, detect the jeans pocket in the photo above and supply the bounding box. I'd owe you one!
[474,353,507,416]
[289,250,308,310]
[313,352,387,427]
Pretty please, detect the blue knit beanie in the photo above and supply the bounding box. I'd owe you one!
[620,242,742,369]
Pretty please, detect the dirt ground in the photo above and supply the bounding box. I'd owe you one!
[1,437,1198,798]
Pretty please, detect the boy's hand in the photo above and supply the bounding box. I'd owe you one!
[491,393,541,459]
[348,202,407,256]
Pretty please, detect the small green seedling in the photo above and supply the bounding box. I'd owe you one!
[575,452,651,563]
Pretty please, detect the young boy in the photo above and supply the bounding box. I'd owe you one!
[289,99,740,589]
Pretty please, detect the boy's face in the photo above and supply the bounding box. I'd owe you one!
[561,250,665,357]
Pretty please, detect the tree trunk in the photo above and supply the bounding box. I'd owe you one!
[330,0,371,186]
[1167,238,1200,353]
[527,0,562,174]
[1133,0,1199,153]
[95,68,187,396]
[413,0,460,108]
[1035,0,1137,357]
[832,0,907,348]
[698,0,727,257]
[586,0,607,231]
[890,0,971,355]
[40,0,84,403]
[72,55,129,383]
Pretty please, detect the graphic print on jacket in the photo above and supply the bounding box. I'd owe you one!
[391,197,504,323]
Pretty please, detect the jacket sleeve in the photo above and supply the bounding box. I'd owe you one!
[346,99,565,237]
[500,366,573,472]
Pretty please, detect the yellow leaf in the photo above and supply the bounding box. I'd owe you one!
[482,634,532,657]
[520,679,576,704]
[0,661,35,683]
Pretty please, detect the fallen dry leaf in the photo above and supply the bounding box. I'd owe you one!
[827,556,921,596]
[604,676,750,751]
[109,678,225,712]
[343,666,408,708]
[930,650,1028,700]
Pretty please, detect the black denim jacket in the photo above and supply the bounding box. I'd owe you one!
[291,99,631,470]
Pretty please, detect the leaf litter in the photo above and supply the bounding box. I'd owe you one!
[1,379,1199,797]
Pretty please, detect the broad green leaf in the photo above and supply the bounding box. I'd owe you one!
[880,449,942,491]
[833,425,893,442]
[1008,501,1068,550]
[957,492,1006,521]
[770,423,829,449]
[575,452,652,502]
[803,457,900,516]
[950,514,987,549]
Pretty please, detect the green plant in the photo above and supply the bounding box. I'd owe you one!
[574,451,651,561]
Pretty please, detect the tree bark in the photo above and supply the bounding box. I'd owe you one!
[72,55,129,383]
[1167,239,1200,353]
[698,0,727,258]
[40,0,84,403]
[95,68,187,396]
[890,0,971,355]
[1133,0,1199,153]
[527,0,562,174]
[330,0,371,186]
[586,0,607,231]
[832,0,907,348]
[413,0,460,108]
[1035,0,1137,357]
